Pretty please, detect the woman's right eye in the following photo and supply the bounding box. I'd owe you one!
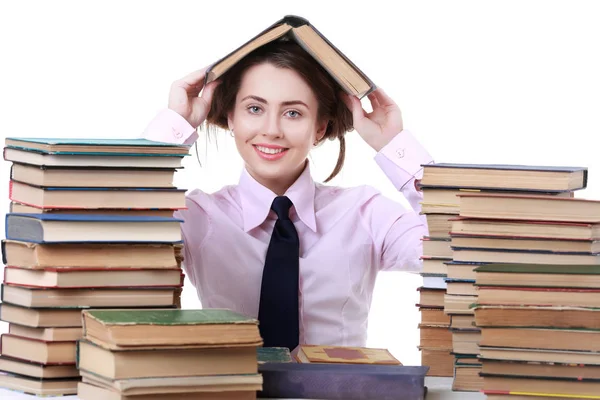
[247,105,262,114]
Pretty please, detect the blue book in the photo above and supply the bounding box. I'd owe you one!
[258,363,428,400]
[5,213,184,244]
[5,137,190,157]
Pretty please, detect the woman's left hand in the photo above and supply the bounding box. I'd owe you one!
[342,87,404,152]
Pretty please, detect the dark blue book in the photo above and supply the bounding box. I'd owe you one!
[5,213,183,244]
[258,362,428,400]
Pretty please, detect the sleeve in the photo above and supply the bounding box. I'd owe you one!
[141,108,199,145]
[362,193,428,273]
[174,193,212,290]
[369,130,435,272]
[141,109,206,287]
[373,129,434,227]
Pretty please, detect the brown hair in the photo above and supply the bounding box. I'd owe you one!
[205,39,354,182]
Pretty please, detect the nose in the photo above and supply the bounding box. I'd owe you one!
[262,111,282,139]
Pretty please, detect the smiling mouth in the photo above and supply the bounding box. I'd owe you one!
[254,145,288,154]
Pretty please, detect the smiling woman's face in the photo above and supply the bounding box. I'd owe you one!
[227,62,327,194]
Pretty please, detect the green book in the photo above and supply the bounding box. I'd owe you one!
[84,309,256,325]
[474,263,600,275]
[82,309,263,349]
[257,347,293,364]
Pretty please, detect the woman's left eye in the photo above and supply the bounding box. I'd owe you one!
[286,110,301,118]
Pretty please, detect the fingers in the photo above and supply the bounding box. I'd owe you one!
[372,87,396,107]
[173,65,212,91]
[367,92,380,110]
[200,79,221,104]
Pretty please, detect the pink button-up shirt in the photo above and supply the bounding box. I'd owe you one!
[143,109,434,346]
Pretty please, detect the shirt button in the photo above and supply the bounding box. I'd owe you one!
[172,127,183,139]
[396,148,405,158]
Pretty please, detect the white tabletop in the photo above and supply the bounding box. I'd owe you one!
[0,377,484,399]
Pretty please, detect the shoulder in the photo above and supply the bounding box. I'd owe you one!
[177,185,242,221]
[315,182,407,214]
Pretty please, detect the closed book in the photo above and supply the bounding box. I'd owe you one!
[420,163,587,192]
[9,180,186,209]
[0,284,178,308]
[82,309,262,348]
[4,137,190,155]
[258,363,428,400]
[4,147,185,168]
[3,266,183,289]
[76,382,257,399]
[79,370,262,396]
[2,240,178,269]
[10,163,177,188]
[0,371,79,396]
[295,345,401,365]
[5,213,183,243]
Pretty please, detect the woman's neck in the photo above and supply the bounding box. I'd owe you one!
[247,160,307,196]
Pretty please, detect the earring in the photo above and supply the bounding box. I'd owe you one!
[230,129,234,138]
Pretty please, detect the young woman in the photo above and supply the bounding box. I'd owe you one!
[143,40,434,350]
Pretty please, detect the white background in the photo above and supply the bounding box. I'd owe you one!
[1,0,599,366]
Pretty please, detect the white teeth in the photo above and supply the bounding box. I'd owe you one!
[256,145,285,154]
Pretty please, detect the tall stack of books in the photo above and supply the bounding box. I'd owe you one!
[455,187,600,399]
[419,163,586,392]
[77,309,263,399]
[417,185,454,377]
[0,137,190,396]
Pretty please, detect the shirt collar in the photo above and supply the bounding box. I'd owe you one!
[238,161,317,233]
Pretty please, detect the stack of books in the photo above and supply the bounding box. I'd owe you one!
[419,163,586,392]
[457,190,600,398]
[416,169,457,377]
[0,137,190,396]
[77,309,263,399]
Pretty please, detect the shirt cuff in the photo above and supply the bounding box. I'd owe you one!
[374,129,434,188]
[142,108,198,145]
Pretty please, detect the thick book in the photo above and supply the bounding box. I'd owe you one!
[477,286,600,308]
[0,334,76,364]
[258,363,428,400]
[79,370,262,396]
[458,193,600,223]
[9,180,186,209]
[473,264,600,288]
[4,137,190,155]
[420,163,587,192]
[76,340,258,380]
[482,375,600,399]
[0,302,83,327]
[3,266,183,289]
[450,217,600,241]
[205,15,375,98]
[10,163,177,188]
[76,382,257,399]
[4,147,185,168]
[0,284,178,308]
[473,304,600,330]
[0,371,79,396]
[479,346,600,365]
[82,309,262,348]
[5,213,183,243]
[2,240,178,269]
[0,355,79,379]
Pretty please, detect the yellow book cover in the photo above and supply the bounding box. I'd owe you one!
[295,345,401,365]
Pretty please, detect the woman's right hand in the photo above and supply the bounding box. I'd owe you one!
[168,65,221,129]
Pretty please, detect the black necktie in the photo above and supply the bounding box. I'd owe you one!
[258,196,300,351]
